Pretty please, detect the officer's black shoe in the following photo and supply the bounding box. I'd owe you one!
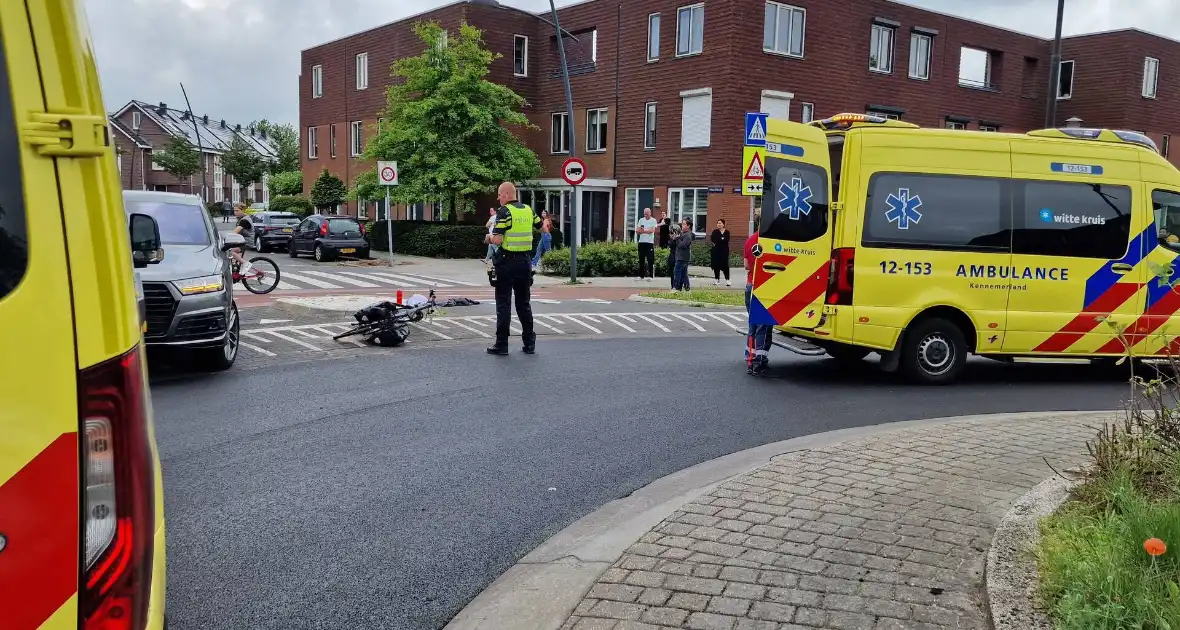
[752,363,770,377]
[522,345,536,355]
[486,346,509,356]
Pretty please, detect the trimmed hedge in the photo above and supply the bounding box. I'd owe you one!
[367,220,564,259]
[539,241,743,277]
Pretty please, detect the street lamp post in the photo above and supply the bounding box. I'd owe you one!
[549,0,580,283]
[179,83,208,203]
[1043,0,1066,129]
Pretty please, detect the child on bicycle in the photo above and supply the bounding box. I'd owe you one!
[231,203,254,275]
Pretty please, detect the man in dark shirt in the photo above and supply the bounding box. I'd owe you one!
[658,214,673,288]
[484,182,541,355]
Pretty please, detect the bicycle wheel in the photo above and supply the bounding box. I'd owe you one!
[241,256,280,295]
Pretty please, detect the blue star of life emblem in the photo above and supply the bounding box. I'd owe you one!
[1039,209,1053,223]
[778,177,813,220]
[885,188,923,230]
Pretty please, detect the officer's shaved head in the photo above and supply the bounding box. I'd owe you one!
[497,182,517,205]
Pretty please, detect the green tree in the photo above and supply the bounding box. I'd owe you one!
[363,21,540,222]
[268,170,303,197]
[221,136,267,198]
[152,137,201,192]
[254,120,300,173]
[310,168,347,211]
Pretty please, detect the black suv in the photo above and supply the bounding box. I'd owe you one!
[241,211,301,253]
[289,214,370,262]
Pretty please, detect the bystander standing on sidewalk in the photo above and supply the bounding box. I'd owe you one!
[659,214,673,288]
[672,219,694,291]
[709,218,731,286]
[744,215,772,375]
[635,207,657,281]
[531,210,552,269]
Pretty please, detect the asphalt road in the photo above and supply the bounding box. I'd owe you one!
[151,337,1128,630]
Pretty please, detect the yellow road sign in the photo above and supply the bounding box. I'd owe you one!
[742,146,766,196]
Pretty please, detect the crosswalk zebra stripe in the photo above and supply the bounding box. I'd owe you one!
[558,315,603,334]
[445,319,491,337]
[334,271,407,287]
[600,315,636,333]
[533,317,564,334]
[671,313,706,332]
[401,272,480,287]
[260,330,322,351]
[239,342,275,356]
[634,313,670,333]
[412,324,453,340]
[384,273,454,288]
[277,281,301,291]
[279,271,344,289]
[299,270,380,288]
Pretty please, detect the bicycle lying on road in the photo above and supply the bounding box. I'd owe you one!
[222,232,281,294]
[333,289,437,347]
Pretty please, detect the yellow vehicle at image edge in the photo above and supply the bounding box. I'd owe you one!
[751,113,1180,385]
[0,1,167,629]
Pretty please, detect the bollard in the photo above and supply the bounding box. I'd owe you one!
[396,289,403,305]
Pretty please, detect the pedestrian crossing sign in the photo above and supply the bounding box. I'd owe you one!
[745,112,768,147]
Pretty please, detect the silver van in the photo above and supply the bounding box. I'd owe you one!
[122,190,239,370]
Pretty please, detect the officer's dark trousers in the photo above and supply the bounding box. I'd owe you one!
[493,252,536,349]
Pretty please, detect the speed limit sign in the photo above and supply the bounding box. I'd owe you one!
[378,161,399,186]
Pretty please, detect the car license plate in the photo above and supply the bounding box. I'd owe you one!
[341,248,356,254]
[282,228,292,234]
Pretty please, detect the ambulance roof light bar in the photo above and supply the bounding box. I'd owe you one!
[810,113,920,131]
[1026,127,1160,153]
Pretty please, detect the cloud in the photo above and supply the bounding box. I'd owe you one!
[85,0,1178,127]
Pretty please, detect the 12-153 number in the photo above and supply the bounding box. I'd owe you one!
[879,261,933,275]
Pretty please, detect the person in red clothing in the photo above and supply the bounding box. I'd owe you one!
[743,215,772,375]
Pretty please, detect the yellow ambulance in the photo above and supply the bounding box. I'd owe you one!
[0,1,167,628]
[750,113,1180,384]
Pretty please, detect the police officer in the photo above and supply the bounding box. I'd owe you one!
[485,182,541,355]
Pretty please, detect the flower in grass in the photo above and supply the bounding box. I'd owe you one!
[1145,538,1168,557]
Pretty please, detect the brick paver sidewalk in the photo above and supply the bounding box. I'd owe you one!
[562,413,1104,630]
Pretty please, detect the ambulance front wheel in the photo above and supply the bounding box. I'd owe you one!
[900,317,967,385]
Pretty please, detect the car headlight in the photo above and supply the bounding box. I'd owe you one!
[173,275,224,296]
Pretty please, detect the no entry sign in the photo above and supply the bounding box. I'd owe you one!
[378,161,399,186]
[561,157,587,186]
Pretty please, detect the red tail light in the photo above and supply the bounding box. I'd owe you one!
[79,347,155,630]
[319,222,329,237]
[826,247,855,306]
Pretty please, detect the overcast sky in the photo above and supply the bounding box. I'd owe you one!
[85,0,1177,126]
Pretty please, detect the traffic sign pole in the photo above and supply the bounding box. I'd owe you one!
[550,0,579,283]
[377,161,399,266]
[385,187,393,267]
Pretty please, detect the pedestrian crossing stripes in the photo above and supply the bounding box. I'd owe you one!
[266,268,482,292]
[236,311,750,359]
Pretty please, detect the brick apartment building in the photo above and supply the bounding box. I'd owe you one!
[109,100,279,205]
[300,0,1180,243]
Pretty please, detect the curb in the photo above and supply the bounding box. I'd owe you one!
[986,474,1081,630]
[443,410,1114,630]
[626,295,745,309]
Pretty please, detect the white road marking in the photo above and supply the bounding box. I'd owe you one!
[290,328,318,338]
[412,324,453,340]
[239,342,275,356]
[671,313,706,332]
[654,314,673,322]
[241,331,273,342]
[706,314,735,327]
[261,330,323,351]
[335,271,408,287]
[277,282,302,291]
[534,299,563,304]
[559,315,603,334]
[279,272,344,289]
[577,298,612,304]
[618,314,637,323]
[258,318,292,325]
[634,313,670,333]
[720,312,745,322]
[600,315,636,333]
[299,270,380,288]
[429,320,450,329]
[690,313,709,321]
[534,317,565,334]
[579,314,601,323]
[465,317,490,326]
[403,272,481,287]
[446,319,491,337]
[365,272,431,287]
[393,273,455,288]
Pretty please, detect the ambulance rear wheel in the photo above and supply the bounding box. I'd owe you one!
[901,318,967,385]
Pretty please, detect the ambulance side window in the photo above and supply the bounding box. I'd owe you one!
[861,173,1008,251]
[0,37,25,302]
[1012,181,1132,259]
[1153,190,1180,253]
[760,157,828,243]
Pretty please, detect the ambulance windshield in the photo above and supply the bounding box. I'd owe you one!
[1153,190,1180,252]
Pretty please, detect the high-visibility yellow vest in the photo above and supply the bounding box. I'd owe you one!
[502,203,534,252]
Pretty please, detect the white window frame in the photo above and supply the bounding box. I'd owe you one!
[307,126,318,159]
[437,30,448,50]
[800,102,815,123]
[980,125,998,132]
[150,154,164,171]
[356,53,369,90]
[358,201,369,220]
[867,110,900,121]
[946,120,966,130]
[647,13,661,62]
[624,188,655,242]
[513,35,529,77]
[760,89,793,122]
[587,108,608,153]
[312,64,323,98]
[550,112,570,154]
[1143,56,1159,99]
[131,110,141,130]
[231,178,240,203]
[675,3,704,58]
[349,120,363,157]
[1163,134,1171,158]
[680,87,712,149]
[262,173,270,204]
[1057,59,1074,100]
[869,25,894,74]
[763,1,805,58]
[329,123,337,158]
[644,102,657,150]
[669,187,709,236]
[592,29,598,63]
[908,32,931,80]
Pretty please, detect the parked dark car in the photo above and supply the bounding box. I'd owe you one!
[289,214,370,262]
[241,211,300,253]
